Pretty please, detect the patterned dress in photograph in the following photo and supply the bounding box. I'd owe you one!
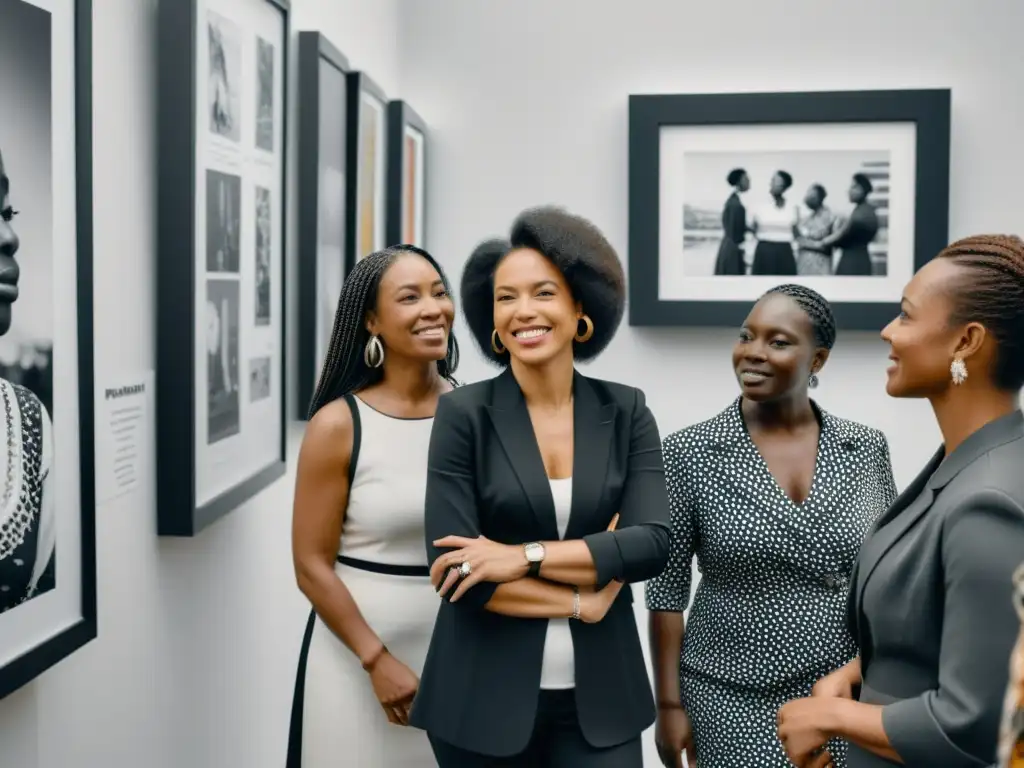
[645,399,897,768]
[0,378,56,614]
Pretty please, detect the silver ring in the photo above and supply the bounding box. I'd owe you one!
[459,561,472,578]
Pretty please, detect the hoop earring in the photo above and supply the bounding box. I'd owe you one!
[363,335,384,368]
[950,357,968,386]
[574,314,594,343]
[491,329,506,355]
[808,373,819,389]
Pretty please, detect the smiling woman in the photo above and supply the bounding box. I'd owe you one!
[410,206,671,768]
[287,245,460,767]
[646,283,897,768]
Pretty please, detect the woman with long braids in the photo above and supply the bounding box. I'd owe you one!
[646,284,897,768]
[778,235,1024,768]
[285,245,459,767]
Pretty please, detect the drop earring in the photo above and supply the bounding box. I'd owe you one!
[950,357,968,386]
[808,373,819,389]
[364,334,384,368]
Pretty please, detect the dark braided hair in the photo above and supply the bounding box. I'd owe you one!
[760,283,837,350]
[307,245,459,419]
[937,234,1024,390]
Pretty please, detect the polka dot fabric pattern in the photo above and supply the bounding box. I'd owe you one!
[645,398,898,767]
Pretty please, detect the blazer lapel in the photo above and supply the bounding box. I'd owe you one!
[565,374,616,541]
[852,409,1024,619]
[485,369,559,541]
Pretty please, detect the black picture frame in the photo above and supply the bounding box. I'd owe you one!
[628,89,951,331]
[296,31,349,420]
[156,0,290,536]
[385,100,427,248]
[344,71,388,272]
[0,0,97,700]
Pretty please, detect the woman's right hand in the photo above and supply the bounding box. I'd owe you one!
[655,705,697,768]
[367,651,419,725]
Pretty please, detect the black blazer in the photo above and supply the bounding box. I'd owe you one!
[408,369,671,757]
[847,409,1024,767]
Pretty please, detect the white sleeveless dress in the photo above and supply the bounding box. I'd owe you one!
[287,394,438,767]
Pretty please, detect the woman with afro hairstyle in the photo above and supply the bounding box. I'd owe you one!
[408,206,671,766]
[779,235,1024,768]
[286,245,459,768]
[646,283,896,768]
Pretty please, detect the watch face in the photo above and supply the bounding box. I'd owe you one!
[525,543,544,562]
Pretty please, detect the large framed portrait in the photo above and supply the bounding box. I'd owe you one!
[345,71,387,270]
[385,100,427,248]
[628,89,951,330]
[156,0,289,536]
[296,31,349,420]
[0,0,96,699]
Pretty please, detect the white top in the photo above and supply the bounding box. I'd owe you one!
[539,476,575,689]
[336,396,433,567]
[752,198,799,243]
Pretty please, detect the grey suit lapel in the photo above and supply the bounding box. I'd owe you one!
[850,409,1024,631]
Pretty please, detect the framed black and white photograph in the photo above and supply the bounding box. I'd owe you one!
[0,0,96,699]
[295,31,348,419]
[386,100,426,248]
[345,71,387,271]
[628,89,951,330]
[157,0,289,536]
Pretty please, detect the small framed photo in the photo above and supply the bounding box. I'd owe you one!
[345,71,388,269]
[628,89,951,330]
[295,31,349,419]
[156,0,289,536]
[386,100,427,248]
[0,0,96,698]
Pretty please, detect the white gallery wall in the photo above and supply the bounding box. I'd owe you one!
[0,0,1021,766]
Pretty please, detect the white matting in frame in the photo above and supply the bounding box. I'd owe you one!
[193,0,284,509]
[0,0,84,672]
[658,121,917,304]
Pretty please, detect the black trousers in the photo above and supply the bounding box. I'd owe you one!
[428,689,643,767]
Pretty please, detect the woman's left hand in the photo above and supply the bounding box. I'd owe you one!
[431,535,529,601]
[777,696,838,767]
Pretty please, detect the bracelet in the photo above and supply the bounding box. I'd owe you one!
[571,587,581,620]
[657,701,684,710]
[361,644,388,672]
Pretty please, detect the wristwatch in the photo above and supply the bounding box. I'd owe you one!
[523,542,546,577]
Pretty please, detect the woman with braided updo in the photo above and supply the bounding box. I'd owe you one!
[286,245,459,767]
[646,283,897,768]
[779,235,1024,768]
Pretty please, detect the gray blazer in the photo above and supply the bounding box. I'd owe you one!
[847,410,1024,768]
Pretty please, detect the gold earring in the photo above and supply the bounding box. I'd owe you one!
[491,329,506,355]
[574,315,594,343]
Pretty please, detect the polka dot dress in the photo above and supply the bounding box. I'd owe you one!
[645,398,898,768]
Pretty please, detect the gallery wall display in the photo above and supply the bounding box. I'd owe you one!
[0,0,96,699]
[345,71,388,271]
[385,100,427,248]
[628,89,951,330]
[156,0,289,536]
[296,32,349,420]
